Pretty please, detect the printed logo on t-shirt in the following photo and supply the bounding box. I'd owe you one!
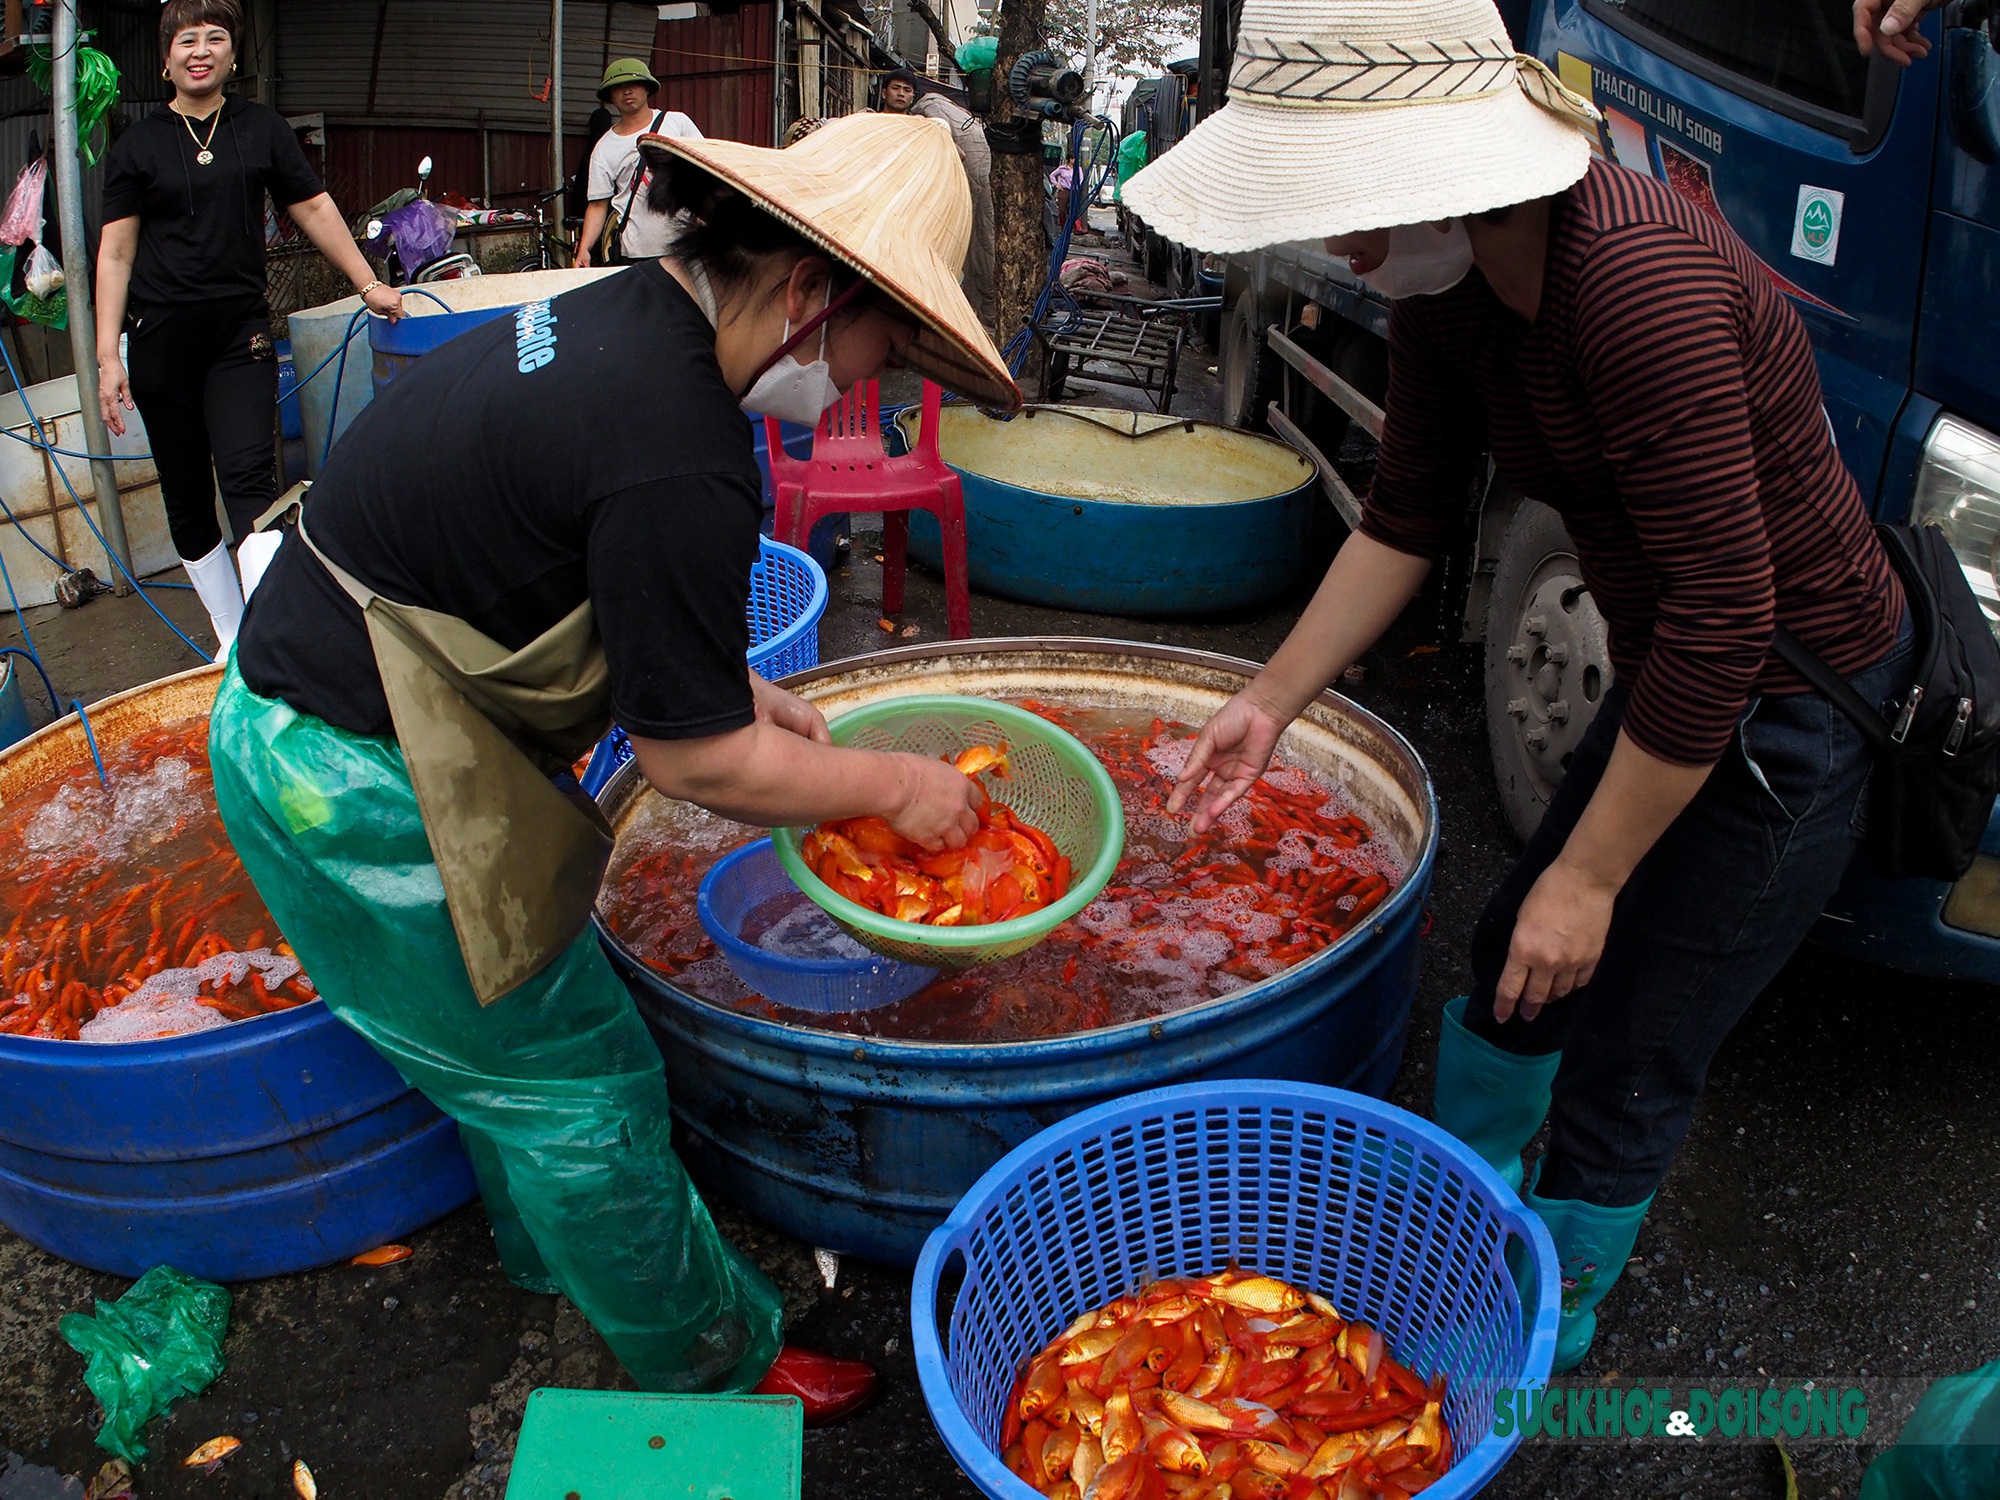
[514,300,558,373]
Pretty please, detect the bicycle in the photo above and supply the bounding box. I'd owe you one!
[513,182,578,273]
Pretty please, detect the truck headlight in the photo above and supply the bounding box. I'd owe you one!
[1910,414,2000,641]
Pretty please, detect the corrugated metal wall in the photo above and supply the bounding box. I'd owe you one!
[275,0,656,210]
[653,3,776,145]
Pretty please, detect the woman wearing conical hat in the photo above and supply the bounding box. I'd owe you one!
[1135,0,1910,1372]
[207,113,1017,1412]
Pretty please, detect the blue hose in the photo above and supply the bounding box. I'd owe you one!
[70,697,107,786]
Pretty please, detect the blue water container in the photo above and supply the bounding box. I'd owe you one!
[368,303,515,398]
[0,657,31,752]
[273,337,302,440]
[0,1004,477,1281]
[896,405,1319,617]
[595,639,1438,1266]
[0,665,477,1281]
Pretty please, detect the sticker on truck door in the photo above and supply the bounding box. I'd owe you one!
[1791,186,1845,266]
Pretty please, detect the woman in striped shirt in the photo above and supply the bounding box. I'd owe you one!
[1125,0,1912,1373]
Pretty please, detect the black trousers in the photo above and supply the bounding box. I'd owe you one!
[125,295,279,560]
[1462,621,1914,1207]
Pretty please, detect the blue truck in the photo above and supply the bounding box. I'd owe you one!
[1168,0,2000,981]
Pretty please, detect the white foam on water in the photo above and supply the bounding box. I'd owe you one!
[76,947,306,1044]
[22,757,206,870]
[77,991,228,1043]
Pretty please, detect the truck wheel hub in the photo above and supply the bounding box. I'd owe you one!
[1503,560,1612,787]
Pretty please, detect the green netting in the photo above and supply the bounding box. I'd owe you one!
[772,695,1123,967]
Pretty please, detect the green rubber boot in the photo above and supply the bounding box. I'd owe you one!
[1523,1164,1654,1374]
[1431,995,1562,1191]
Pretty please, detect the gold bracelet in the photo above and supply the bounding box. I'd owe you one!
[358,279,384,297]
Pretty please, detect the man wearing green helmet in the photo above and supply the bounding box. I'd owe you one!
[578,56,701,267]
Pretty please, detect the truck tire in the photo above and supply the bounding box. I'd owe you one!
[1221,293,1280,432]
[1484,499,1615,842]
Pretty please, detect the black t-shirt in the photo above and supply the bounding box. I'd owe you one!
[101,96,322,305]
[236,261,762,744]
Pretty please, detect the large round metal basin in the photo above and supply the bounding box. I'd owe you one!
[596,639,1436,1266]
[0,665,475,1280]
[895,406,1319,616]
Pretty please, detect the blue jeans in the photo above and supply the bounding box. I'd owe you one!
[1463,622,1915,1207]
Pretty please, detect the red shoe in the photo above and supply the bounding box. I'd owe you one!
[752,1343,879,1425]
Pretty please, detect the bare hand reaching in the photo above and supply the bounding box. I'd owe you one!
[97,355,133,436]
[887,753,982,850]
[1854,0,1939,65]
[1165,690,1292,834]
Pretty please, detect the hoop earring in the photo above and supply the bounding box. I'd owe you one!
[230,61,238,73]
[162,67,170,79]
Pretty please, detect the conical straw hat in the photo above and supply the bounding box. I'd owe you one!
[1123,0,1601,253]
[644,112,1020,410]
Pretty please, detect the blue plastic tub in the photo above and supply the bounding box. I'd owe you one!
[579,536,827,796]
[896,404,1319,617]
[274,337,302,440]
[697,840,938,1013]
[912,1081,1559,1500]
[368,301,514,398]
[0,656,31,752]
[0,665,476,1280]
[596,639,1438,1265]
[0,1003,476,1280]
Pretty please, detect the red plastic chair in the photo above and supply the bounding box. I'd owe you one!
[766,379,971,639]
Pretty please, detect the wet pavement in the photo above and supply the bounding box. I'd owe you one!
[2,290,1995,1500]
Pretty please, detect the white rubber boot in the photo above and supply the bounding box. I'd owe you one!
[182,541,245,655]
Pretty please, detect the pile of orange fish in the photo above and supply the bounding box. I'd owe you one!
[1003,1269,1450,1500]
[800,746,1072,927]
[0,719,314,1041]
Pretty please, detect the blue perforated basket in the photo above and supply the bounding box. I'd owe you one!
[697,839,939,1013]
[911,1080,1559,1500]
[581,537,827,795]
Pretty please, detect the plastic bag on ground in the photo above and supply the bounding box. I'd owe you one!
[1860,1360,2000,1499]
[0,157,44,245]
[207,662,784,1392]
[58,1265,231,1463]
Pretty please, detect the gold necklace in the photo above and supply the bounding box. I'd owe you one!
[176,104,222,165]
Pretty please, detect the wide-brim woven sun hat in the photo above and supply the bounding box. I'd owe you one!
[643,113,1020,411]
[1122,0,1602,254]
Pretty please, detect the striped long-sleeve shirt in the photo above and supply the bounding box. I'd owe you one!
[1360,157,1902,766]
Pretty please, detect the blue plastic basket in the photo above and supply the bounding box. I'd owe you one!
[911,1080,1559,1500]
[697,840,938,1013]
[581,536,827,796]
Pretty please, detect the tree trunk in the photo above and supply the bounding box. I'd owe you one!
[992,0,1047,385]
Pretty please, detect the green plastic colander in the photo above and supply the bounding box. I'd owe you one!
[772,696,1125,967]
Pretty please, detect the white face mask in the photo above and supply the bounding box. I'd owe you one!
[739,291,842,425]
[685,264,844,425]
[1354,221,1475,300]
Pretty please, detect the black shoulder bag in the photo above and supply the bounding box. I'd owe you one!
[602,111,663,265]
[1772,522,2000,881]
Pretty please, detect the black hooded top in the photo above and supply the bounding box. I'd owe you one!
[101,95,323,307]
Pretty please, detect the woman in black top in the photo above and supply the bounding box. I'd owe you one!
[93,0,402,654]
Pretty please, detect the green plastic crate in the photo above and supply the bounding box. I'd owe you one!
[503,1389,802,1500]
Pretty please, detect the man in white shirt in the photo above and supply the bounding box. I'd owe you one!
[577,58,702,267]
[881,67,994,331]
